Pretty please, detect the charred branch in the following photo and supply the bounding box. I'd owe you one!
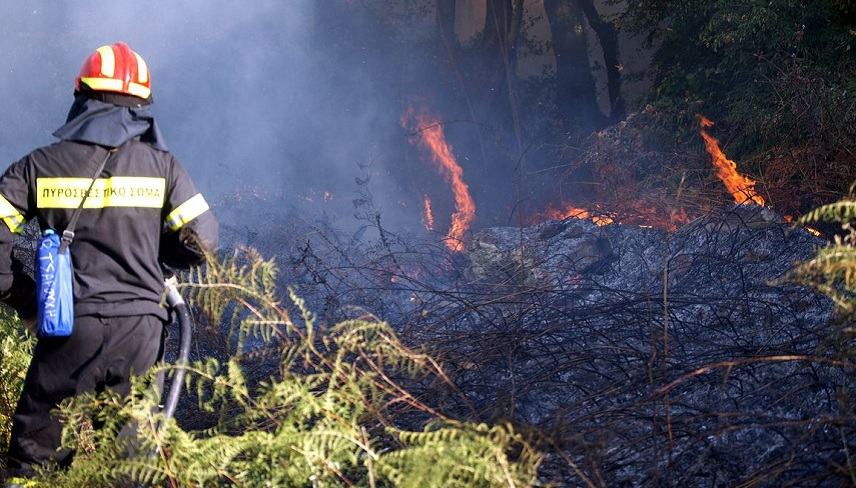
[217,193,853,486]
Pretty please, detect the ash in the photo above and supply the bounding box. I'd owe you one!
[218,200,853,486]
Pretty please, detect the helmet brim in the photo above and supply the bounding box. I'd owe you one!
[76,82,153,107]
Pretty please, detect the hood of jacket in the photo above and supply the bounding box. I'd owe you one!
[53,96,168,151]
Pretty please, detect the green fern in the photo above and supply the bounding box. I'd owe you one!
[0,308,34,471]
[798,200,856,225]
[789,199,856,313]
[34,247,544,487]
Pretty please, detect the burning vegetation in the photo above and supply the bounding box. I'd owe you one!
[698,115,765,206]
[421,193,435,231]
[205,92,846,485]
[4,1,854,487]
[402,108,476,252]
[542,203,614,226]
[402,108,734,244]
[251,196,844,487]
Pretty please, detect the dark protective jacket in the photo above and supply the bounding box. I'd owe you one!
[1,95,217,480]
[0,116,217,320]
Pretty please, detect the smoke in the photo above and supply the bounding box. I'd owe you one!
[0,1,421,234]
[0,1,630,243]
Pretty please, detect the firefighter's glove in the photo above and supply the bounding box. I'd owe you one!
[0,258,37,327]
[160,227,208,269]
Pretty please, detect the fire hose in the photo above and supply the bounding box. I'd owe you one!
[137,276,192,488]
[160,275,192,423]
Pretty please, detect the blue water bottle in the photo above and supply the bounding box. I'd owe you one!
[36,229,74,337]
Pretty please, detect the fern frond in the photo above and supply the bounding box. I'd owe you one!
[798,200,856,224]
[27,247,544,487]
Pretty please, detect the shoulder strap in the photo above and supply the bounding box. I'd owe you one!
[59,145,115,254]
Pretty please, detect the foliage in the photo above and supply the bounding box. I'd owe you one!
[621,0,856,214]
[791,199,856,313]
[788,198,856,434]
[623,0,854,119]
[0,308,34,471]
[31,248,543,487]
[787,198,856,487]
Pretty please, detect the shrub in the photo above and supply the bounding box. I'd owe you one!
[0,309,33,471]
[31,248,543,487]
[621,0,856,213]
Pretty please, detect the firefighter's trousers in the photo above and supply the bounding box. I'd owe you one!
[3,314,164,479]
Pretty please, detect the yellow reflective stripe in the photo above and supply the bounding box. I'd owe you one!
[97,45,115,77]
[80,77,123,92]
[0,195,25,234]
[165,193,209,231]
[36,177,165,209]
[134,52,148,83]
[79,78,151,99]
[127,82,151,99]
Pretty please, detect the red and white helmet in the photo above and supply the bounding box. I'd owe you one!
[75,42,151,100]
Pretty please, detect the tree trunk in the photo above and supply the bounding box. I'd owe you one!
[544,0,605,133]
[508,0,525,51]
[481,0,525,151]
[575,0,625,122]
[483,0,512,49]
[436,0,457,62]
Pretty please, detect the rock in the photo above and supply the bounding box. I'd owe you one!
[466,220,617,285]
[701,203,785,233]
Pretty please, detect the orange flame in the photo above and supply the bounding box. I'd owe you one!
[784,215,822,236]
[536,200,689,231]
[698,115,765,206]
[403,108,476,252]
[544,203,614,226]
[805,226,822,237]
[422,193,435,231]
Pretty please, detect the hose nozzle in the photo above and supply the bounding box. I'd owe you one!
[164,275,185,308]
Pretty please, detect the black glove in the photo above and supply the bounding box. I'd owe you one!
[159,227,207,269]
[0,258,36,321]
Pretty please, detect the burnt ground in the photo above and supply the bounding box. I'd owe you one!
[191,200,856,487]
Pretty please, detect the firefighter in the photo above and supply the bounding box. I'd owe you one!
[0,42,218,484]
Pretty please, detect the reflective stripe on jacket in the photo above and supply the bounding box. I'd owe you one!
[0,139,218,319]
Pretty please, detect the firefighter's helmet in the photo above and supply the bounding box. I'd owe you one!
[75,42,151,101]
